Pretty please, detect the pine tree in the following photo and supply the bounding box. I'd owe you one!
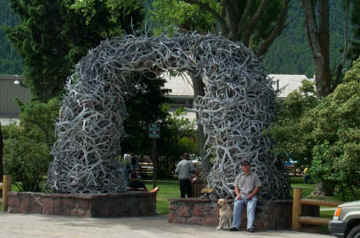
[5,0,141,101]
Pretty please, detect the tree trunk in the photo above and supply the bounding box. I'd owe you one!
[318,0,331,96]
[302,0,331,97]
[343,0,351,66]
[302,0,333,194]
[0,122,3,182]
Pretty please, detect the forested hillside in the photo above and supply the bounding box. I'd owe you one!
[0,0,22,74]
[0,0,345,76]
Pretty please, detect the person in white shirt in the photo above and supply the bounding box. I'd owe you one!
[175,153,195,198]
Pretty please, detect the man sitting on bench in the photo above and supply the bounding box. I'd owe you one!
[230,160,261,233]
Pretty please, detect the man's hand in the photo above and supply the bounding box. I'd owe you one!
[246,187,259,200]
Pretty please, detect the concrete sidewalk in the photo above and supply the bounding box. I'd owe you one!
[0,213,333,238]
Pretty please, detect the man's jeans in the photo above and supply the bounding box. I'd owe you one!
[232,196,257,229]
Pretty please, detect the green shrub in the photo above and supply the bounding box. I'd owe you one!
[4,133,51,191]
[3,98,60,191]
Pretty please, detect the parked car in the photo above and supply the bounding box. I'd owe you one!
[329,200,360,238]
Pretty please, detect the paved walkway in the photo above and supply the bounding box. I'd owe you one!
[0,213,333,238]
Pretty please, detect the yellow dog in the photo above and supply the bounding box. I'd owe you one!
[217,198,233,230]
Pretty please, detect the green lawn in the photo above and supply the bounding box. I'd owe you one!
[144,179,180,215]
[290,176,316,197]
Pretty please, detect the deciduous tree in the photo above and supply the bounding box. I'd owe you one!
[151,0,290,57]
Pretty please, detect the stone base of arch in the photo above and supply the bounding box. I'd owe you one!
[168,198,298,230]
[7,191,157,217]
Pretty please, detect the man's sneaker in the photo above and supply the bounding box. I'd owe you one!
[247,228,255,233]
[229,227,239,231]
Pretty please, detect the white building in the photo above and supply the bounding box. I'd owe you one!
[269,74,313,98]
[0,75,30,125]
[163,73,314,122]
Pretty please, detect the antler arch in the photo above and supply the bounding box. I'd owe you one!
[47,33,289,200]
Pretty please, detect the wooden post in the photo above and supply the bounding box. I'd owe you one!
[2,175,12,211]
[151,138,158,188]
[151,186,159,212]
[149,122,160,189]
[292,188,302,230]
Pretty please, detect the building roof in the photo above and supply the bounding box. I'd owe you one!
[162,73,312,98]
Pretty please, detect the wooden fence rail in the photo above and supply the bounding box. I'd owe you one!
[292,188,342,230]
[0,175,12,211]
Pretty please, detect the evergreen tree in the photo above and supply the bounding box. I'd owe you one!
[5,0,140,101]
[121,72,170,155]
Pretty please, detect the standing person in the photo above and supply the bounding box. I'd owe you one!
[303,167,313,184]
[123,154,132,183]
[230,160,261,233]
[130,153,137,171]
[175,153,195,198]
